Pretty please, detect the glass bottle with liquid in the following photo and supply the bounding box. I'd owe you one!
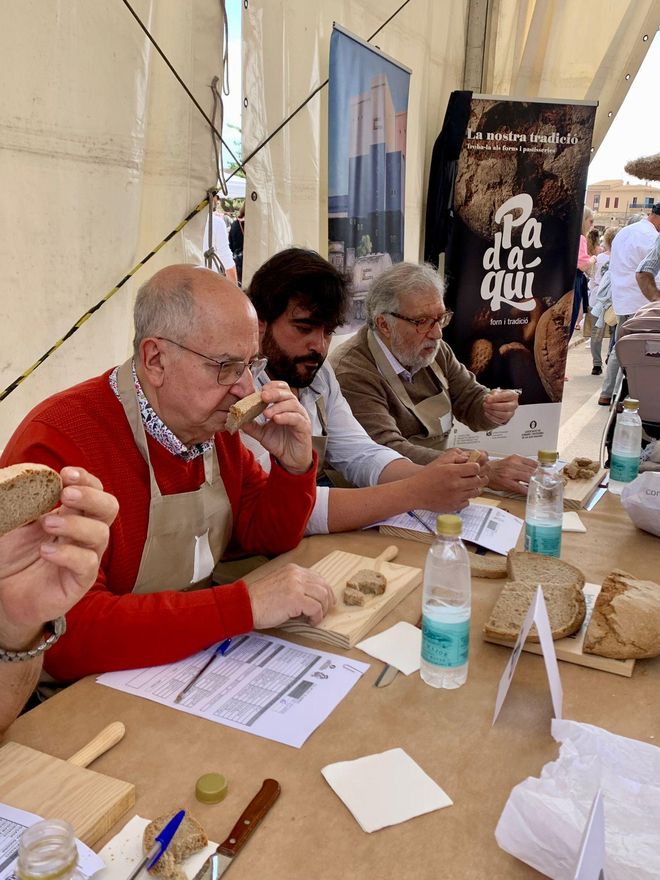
[17,820,85,880]
[420,514,471,689]
[609,398,642,495]
[524,450,563,558]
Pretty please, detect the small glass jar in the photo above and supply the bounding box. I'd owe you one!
[17,820,85,880]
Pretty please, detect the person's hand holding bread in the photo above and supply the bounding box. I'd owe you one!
[0,465,118,652]
[239,380,314,475]
[248,563,336,628]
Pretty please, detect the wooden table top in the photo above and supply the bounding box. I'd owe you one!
[6,493,660,879]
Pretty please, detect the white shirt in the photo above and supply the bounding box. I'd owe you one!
[202,213,235,272]
[241,362,403,534]
[637,233,660,277]
[609,218,659,315]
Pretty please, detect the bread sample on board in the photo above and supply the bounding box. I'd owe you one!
[225,391,267,434]
[143,812,208,880]
[484,581,586,642]
[0,463,62,536]
[584,569,660,660]
[507,550,586,590]
[343,570,388,606]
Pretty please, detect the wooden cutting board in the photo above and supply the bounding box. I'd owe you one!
[276,545,422,649]
[0,723,135,846]
[562,466,607,510]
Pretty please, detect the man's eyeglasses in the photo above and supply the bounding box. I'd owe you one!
[157,337,268,385]
[386,310,453,333]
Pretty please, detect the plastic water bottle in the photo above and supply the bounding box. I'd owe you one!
[609,398,642,495]
[420,514,470,689]
[524,450,563,558]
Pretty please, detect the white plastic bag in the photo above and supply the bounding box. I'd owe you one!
[621,471,660,538]
[495,719,660,880]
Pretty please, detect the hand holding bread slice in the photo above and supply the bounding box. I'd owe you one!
[0,464,62,536]
[225,391,267,433]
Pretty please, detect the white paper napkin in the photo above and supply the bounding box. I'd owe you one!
[321,747,453,833]
[562,511,587,533]
[356,621,422,675]
[96,815,218,880]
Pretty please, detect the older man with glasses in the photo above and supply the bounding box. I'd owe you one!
[331,262,537,495]
[0,265,335,683]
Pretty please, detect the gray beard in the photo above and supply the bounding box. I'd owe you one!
[390,337,440,372]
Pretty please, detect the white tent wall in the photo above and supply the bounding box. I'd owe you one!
[241,0,469,286]
[0,1,224,448]
[485,0,660,154]
[241,0,660,285]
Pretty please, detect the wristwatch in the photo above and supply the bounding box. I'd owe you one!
[0,616,66,662]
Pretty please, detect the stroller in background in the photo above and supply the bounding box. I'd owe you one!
[599,301,660,466]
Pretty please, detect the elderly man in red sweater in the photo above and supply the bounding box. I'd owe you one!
[0,266,334,683]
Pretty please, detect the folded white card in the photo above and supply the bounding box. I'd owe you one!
[97,815,218,880]
[356,621,422,675]
[321,747,453,833]
[562,512,587,533]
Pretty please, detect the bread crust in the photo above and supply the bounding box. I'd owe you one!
[583,569,660,659]
[533,292,572,402]
[143,812,208,880]
[467,551,507,579]
[506,550,585,590]
[225,391,267,434]
[0,463,62,536]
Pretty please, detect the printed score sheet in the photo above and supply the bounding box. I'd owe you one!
[97,633,369,748]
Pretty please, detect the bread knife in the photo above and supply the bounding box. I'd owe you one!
[192,779,281,880]
[374,614,423,687]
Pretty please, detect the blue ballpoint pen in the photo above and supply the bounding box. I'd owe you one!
[126,810,186,880]
[407,510,435,534]
[174,640,232,704]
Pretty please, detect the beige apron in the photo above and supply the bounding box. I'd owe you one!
[367,329,453,450]
[311,396,329,480]
[117,359,233,594]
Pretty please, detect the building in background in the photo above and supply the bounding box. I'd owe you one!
[587,179,660,227]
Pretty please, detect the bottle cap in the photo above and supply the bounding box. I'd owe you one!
[623,398,639,410]
[195,772,228,803]
[537,450,558,465]
[436,514,462,537]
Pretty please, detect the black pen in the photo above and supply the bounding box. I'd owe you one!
[407,510,435,534]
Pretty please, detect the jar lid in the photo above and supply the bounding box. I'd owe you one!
[195,773,228,804]
[623,398,639,410]
[436,514,462,537]
[537,450,558,464]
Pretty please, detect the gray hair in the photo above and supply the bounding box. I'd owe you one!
[132,270,198,356]
[366,262,445,329]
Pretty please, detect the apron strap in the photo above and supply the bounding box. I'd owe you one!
[116,359,162,499]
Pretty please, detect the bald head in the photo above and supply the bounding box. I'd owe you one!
[133,265,254,355]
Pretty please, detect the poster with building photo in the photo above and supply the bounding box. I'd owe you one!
[441,96,596,456]
[328,25,410,334]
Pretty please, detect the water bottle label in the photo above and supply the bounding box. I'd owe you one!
[524,522,561,558]
[610,453,640,483]
[421,616,469,668]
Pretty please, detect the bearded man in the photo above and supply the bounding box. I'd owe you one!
[245,249,488,534]
[330,262,536,495]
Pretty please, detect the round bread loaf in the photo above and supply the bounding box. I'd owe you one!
[0,464,62,536]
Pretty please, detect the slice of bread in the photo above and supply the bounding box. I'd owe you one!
[583,569,660,660]
[225,391,267,434]
[483,580,586,642]
[467,551,507,579]
[143,812,208,880]
[346,569,387,596]
[0,463,62,536]
[507,550,586,590]
[343,586,367,606]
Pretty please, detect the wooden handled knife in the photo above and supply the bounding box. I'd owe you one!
[192,779,281,880]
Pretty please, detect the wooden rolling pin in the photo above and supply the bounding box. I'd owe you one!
[67,722,126,767]
[371,545,399,571]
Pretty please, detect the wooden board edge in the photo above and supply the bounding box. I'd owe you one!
[482,633,635,677]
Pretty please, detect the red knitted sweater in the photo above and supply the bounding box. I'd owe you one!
[0,371,316,681]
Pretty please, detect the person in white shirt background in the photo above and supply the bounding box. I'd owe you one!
[599,204,660,406]
[202,194,238,285]
[588,226,618,376]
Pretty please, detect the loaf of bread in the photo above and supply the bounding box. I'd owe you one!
[467,551,507,579]
[0,464,62,536]
[534,292,572,402]
[143,812,208,880]
[507,551,586,590]
[484,580,586,642]
[225,391,267,433]
[583,569,660,660]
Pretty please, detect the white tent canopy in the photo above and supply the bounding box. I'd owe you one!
[2,0,659,446]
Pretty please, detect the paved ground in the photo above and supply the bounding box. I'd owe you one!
[558,335,612,463]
